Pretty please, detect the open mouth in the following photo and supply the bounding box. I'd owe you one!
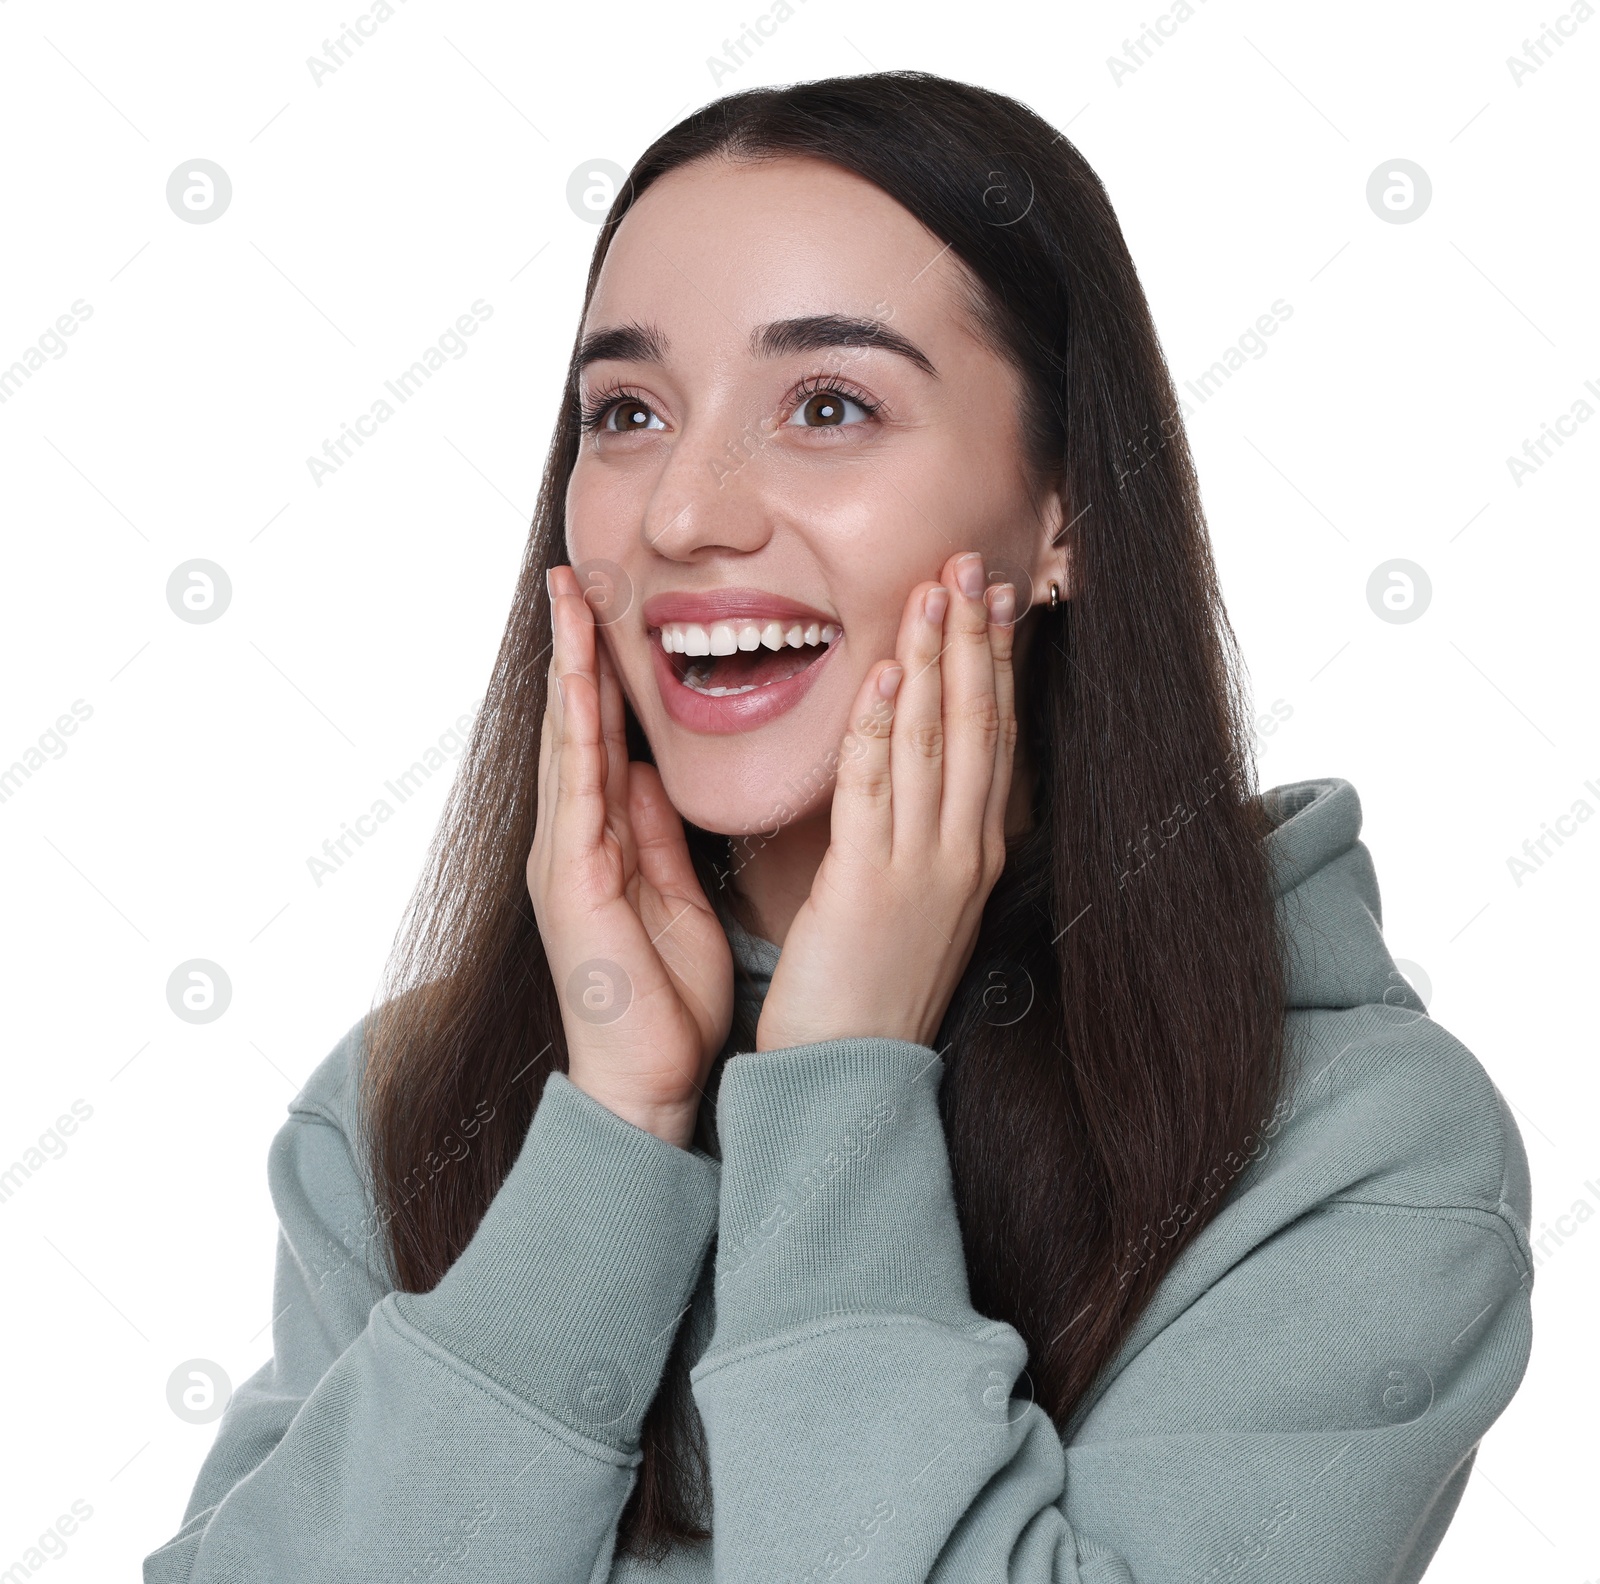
[655,617,841,697]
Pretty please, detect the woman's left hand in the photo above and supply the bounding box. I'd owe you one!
[755,550,1018,1052]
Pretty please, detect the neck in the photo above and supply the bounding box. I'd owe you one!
[728,809,832,948]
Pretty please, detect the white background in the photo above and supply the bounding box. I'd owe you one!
[0,0,1594,1576]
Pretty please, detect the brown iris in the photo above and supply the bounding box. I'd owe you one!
[611,398,653,429]
[798,391,845,426]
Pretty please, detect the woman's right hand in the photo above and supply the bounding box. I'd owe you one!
[527,565,734,1149]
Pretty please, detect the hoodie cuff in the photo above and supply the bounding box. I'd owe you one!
[705,1037,975,1358]
[396,1071,721,1453]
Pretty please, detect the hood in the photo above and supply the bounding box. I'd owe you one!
[1264,777,1422,1014]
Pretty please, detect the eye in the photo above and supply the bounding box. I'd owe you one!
[784,380,878,429]
[581,389,667,434]
[604,397,665,433]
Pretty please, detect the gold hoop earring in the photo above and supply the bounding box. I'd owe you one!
[1048,580,1061,611]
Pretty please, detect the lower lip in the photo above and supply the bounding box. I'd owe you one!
[649,635,840,734]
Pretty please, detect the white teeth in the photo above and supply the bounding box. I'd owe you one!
[656,616,841,655]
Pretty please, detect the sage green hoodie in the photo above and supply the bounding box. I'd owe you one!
[144,777,1533,1582]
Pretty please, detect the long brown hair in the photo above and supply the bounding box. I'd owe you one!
[356,71,1285,1562]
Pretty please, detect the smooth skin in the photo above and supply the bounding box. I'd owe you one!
[528,153,1063,1148]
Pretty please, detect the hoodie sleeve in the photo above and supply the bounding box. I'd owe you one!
[689,1037,1533,1583]
[143,1029,720,1584]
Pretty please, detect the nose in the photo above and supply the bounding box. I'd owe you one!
[638,405,777,562]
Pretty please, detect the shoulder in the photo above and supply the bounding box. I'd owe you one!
[1140,1004,1536,1331]
[1266,1003,1532,1276]
[260,1011,404,1314]
[1066,1003,1535,1440]
[287,1012,373,1136]
[274,989,433,1203]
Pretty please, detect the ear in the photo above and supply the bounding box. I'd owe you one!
[1026,480,1072,612]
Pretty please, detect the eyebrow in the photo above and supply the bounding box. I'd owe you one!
[753,315,938,378]
[575,314,938,379]
[576,321,668,373]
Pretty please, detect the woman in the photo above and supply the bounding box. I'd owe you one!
[146,72,1533,1582]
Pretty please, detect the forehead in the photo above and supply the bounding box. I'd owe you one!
[583,154,979,357]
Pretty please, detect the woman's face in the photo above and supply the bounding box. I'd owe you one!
[565,153,1064,837]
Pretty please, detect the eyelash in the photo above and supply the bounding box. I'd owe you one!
[577,373,884,435]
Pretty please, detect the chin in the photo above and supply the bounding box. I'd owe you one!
[648,724,839,841]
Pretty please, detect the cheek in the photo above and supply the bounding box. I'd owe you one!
[564,456,639,565]
[921,429,1035,539]
[792,433,1029,604]
[809,515,926,656]
[917,455,1043,596]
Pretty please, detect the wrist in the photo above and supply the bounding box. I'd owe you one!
[756,1016,918,1051]
[567,1074,699,1149]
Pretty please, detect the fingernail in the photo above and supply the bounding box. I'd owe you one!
[877,664,904,699]
[545,568,556,599]
[554,676,566,707]
[988,582,1016,624]
[956,553,985,599]
[923,585,949,624]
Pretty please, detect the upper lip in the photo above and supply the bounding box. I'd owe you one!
[639,587,841,631]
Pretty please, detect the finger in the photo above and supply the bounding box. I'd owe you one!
[535,673,557,848]
[887,578,949,852]
[981,581,1019,853]
[548,568,608,855]
[535,581,567,850]
[831,657,903,872]
[595,628,633,855]
[629,764,722,1017]
[629,762,705,915]
[938,551,1001,848]
[550,564,598,690]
